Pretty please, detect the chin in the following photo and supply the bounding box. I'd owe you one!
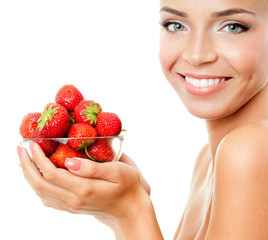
[185,104,237,121]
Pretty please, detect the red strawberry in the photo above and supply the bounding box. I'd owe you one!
[96,112,122,136]
[19,112,41,138]
[86,138,115,162]
[30,130,58,157]
[74,100,102,126]
[37,103,70,138]
[67,123,97,150]
[49,143,87,169]
[55,85,84,111]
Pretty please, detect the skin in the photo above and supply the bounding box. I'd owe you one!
[159,0,268,239]
[18,143,163,240]
[18,0,268,239]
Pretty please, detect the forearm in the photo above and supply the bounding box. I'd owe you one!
[113,197,164,240]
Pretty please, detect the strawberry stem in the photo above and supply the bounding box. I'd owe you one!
[69,113,75,126]
[82,102,101,125]
[37,105,59,131]
[85,146,95,161]
[78,139,95,151]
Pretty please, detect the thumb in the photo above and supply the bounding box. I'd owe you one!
[64,158,116,181]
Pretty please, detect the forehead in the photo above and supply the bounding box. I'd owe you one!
[160,0,268,14]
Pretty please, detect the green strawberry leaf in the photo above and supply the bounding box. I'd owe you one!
[69,113,75,126]
[78,139,95,150]
[37,105,59,131]
[82,103,101,124]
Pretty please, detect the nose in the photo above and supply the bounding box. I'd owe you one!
[182,31,218,66]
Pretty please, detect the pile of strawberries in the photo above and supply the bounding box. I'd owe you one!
[19,84,123,168]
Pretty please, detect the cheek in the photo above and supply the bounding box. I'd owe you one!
[248,35,268,77]
[159,34,181,85]
[159,32,178,73]
[159,36,172,74]
[217,32,268,78]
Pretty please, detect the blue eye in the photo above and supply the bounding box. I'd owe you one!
[161,21,186,32]
[222,23,249,33]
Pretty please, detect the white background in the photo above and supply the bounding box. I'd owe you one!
[0,1,207,239]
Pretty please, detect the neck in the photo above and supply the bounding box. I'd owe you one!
[205,84,268,162]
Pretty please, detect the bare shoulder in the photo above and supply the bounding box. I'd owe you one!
[205,120,268,240]
[216,120,268,170]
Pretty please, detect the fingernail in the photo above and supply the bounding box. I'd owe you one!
[65,158,81,171]
[17,145,23,158]
[29,141,36,152]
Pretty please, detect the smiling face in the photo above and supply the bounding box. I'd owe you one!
[159,0,268,120]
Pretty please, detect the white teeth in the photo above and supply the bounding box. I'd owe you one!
[200,79,208,88]
[193,79,200,87]
[185,76,226,88]
[208,79,214,86]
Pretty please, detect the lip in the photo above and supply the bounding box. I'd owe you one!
[183,73,230,79]
[178,73,232,96]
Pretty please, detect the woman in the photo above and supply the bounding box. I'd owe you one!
[17,0,268,239]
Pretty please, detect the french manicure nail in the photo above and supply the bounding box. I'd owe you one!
[29,141,36,152]
[17,145,23,158]
[65,158,81,171]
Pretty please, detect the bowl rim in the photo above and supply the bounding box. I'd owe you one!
[22,134,124,144]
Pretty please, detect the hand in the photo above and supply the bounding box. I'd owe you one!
[17,141,152,232]
[116,151,151,196]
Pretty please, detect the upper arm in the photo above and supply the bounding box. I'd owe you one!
[173,210,185,240]
[205,122,268,240]
[174,144,209,239]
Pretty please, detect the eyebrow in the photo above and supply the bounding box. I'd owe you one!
[211,8,256,17]
[160,6,256,18]
[160,6,188,18]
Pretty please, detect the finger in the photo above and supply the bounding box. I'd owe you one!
[19,145,43,179]
[40,193,83,214]
[65,157,121,182]
[29,141,89,191]
[42,199,102,215]
[20,145,114,212]
[29,141,55,169]
[119,153,151,194]
[42,199,76,214]
[28,142,115,200]
[119,153,135,165]
[19,145,77,202]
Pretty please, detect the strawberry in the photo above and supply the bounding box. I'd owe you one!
[19,112,41,138]
[74,100,102,126]
[49,143,87,169]
[67,123,97,150]
[30,130,58,157]
[86,138,115,162]
[37,103,70,138]
[95,112,122,136]
[55,85,84,111]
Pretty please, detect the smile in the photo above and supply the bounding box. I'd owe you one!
[179,74,232,96]
[185,76,226,88]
